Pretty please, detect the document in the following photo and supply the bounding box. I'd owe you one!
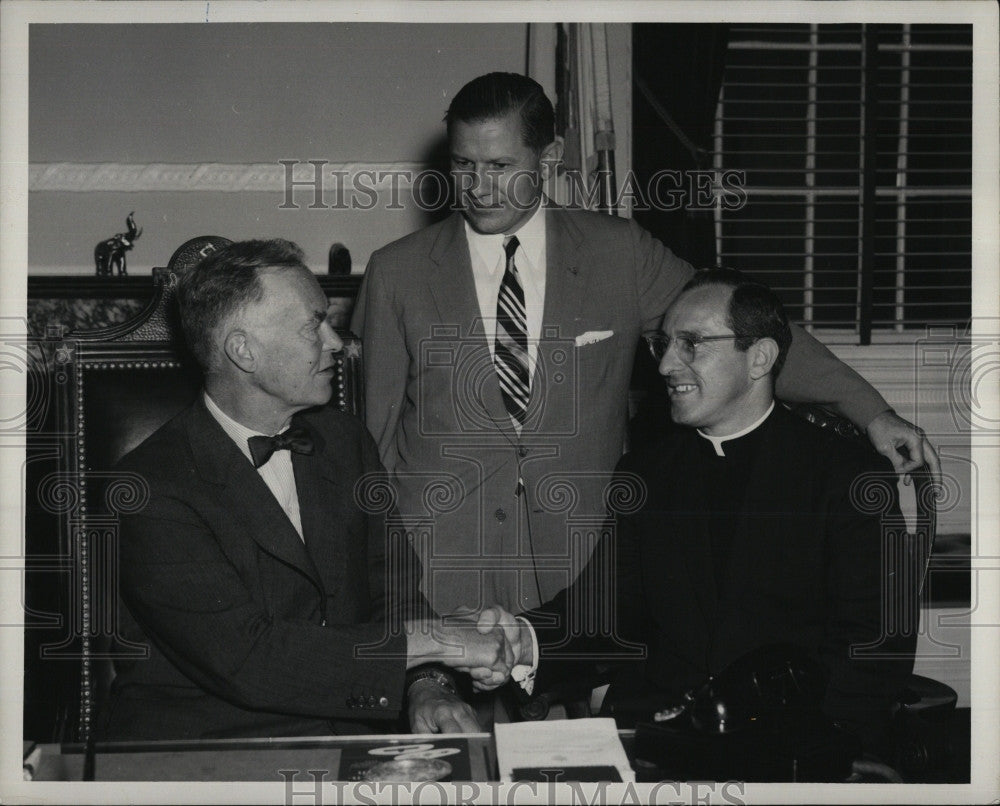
[494,718,635,783]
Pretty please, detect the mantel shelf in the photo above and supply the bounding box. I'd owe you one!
[28,274,363,300]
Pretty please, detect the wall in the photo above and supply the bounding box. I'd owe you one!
[28,23,527,274]
[832,342,973,536]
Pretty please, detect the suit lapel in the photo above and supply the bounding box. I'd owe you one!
[428,213,515,436]
[290,420,346,593]
[186,399,323,592]
[528,207,589,433]
[540,206,587,332]
[539,206,588,345]
[427,213,482,340]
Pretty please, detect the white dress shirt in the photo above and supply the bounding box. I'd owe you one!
[466,206,545,686]
[464,203,547,386]
[203,392,305,541]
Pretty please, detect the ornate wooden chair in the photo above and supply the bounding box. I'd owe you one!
[24,237,364,745]
[788,404,957,781]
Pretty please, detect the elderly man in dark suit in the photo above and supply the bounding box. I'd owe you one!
[485,269,916,758]
[351,72,938,620]
[100,239,512,740]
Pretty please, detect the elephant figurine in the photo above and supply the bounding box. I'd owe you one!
[94,212,142,277]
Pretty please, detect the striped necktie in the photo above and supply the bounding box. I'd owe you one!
[494,235,529,425]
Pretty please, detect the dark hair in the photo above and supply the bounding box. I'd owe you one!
[681,268,793,377]
[177,238,308,369]
[445,72,555,152]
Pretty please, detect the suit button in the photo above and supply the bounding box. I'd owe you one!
[518,446,528,457]
[320,619,327,627]
[367,696,376,707]
[494,508,507,522]
[378,696,389,708]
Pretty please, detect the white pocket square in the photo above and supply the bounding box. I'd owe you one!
[575,330,614,347]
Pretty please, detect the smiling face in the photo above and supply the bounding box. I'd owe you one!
[239,267,343,421]
[658,284,766,435]
[449,111,559,235]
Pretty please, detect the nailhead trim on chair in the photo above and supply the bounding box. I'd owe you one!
[67,347,358,742]
[43,248,363,743]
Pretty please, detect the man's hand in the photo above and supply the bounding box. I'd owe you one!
[463,606,533,692]
[866,410,941,483]
[407,679,481,734]
[404,618,514,679]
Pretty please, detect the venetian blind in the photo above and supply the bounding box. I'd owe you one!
[712,23,972,343]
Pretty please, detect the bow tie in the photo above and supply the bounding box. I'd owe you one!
[247,427,315,469]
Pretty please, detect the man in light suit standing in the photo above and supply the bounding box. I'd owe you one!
[351,72,937,619]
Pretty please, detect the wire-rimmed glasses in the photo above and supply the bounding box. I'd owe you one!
[643,332,749,364]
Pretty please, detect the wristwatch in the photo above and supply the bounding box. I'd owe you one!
[406,667,458,697]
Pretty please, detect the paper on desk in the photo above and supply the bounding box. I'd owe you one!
[494,717,635,782]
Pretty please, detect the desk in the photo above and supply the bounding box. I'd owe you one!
[25,732,643,783]
[25,723,969,784]
[25,734,499,782]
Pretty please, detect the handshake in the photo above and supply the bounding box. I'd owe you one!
[405,605,535,691]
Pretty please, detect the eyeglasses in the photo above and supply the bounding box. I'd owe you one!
[643,332,751,364]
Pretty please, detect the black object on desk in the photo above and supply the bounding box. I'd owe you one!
[633,715,859,782]
[630,643,861,782]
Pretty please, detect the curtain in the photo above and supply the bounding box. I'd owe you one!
[632,24,730,269]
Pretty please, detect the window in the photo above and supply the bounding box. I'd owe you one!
[713,23,972,343]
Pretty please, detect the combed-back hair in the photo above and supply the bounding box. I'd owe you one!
[445,72,555,152]
[682,268,793,377]
[177,238,308,370]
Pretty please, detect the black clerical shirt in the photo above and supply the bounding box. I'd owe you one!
[695,403,775,596]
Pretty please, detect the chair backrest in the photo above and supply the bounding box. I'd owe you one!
[788,403,937,556]
[25,237,364,744]
[788,403,938,649]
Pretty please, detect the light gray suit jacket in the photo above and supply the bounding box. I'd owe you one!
[351,207,889,616]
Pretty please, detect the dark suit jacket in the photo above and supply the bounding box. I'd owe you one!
[527,406,916,746]
[101,398,425,740]
[351,206,892,616]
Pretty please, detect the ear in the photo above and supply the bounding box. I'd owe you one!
[748,338,779,380]
[539,137,564,179]
[223,329,256,373]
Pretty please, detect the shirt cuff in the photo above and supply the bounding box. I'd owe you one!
[509,616,539,696]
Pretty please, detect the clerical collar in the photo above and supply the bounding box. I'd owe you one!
[697,401,776,457]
